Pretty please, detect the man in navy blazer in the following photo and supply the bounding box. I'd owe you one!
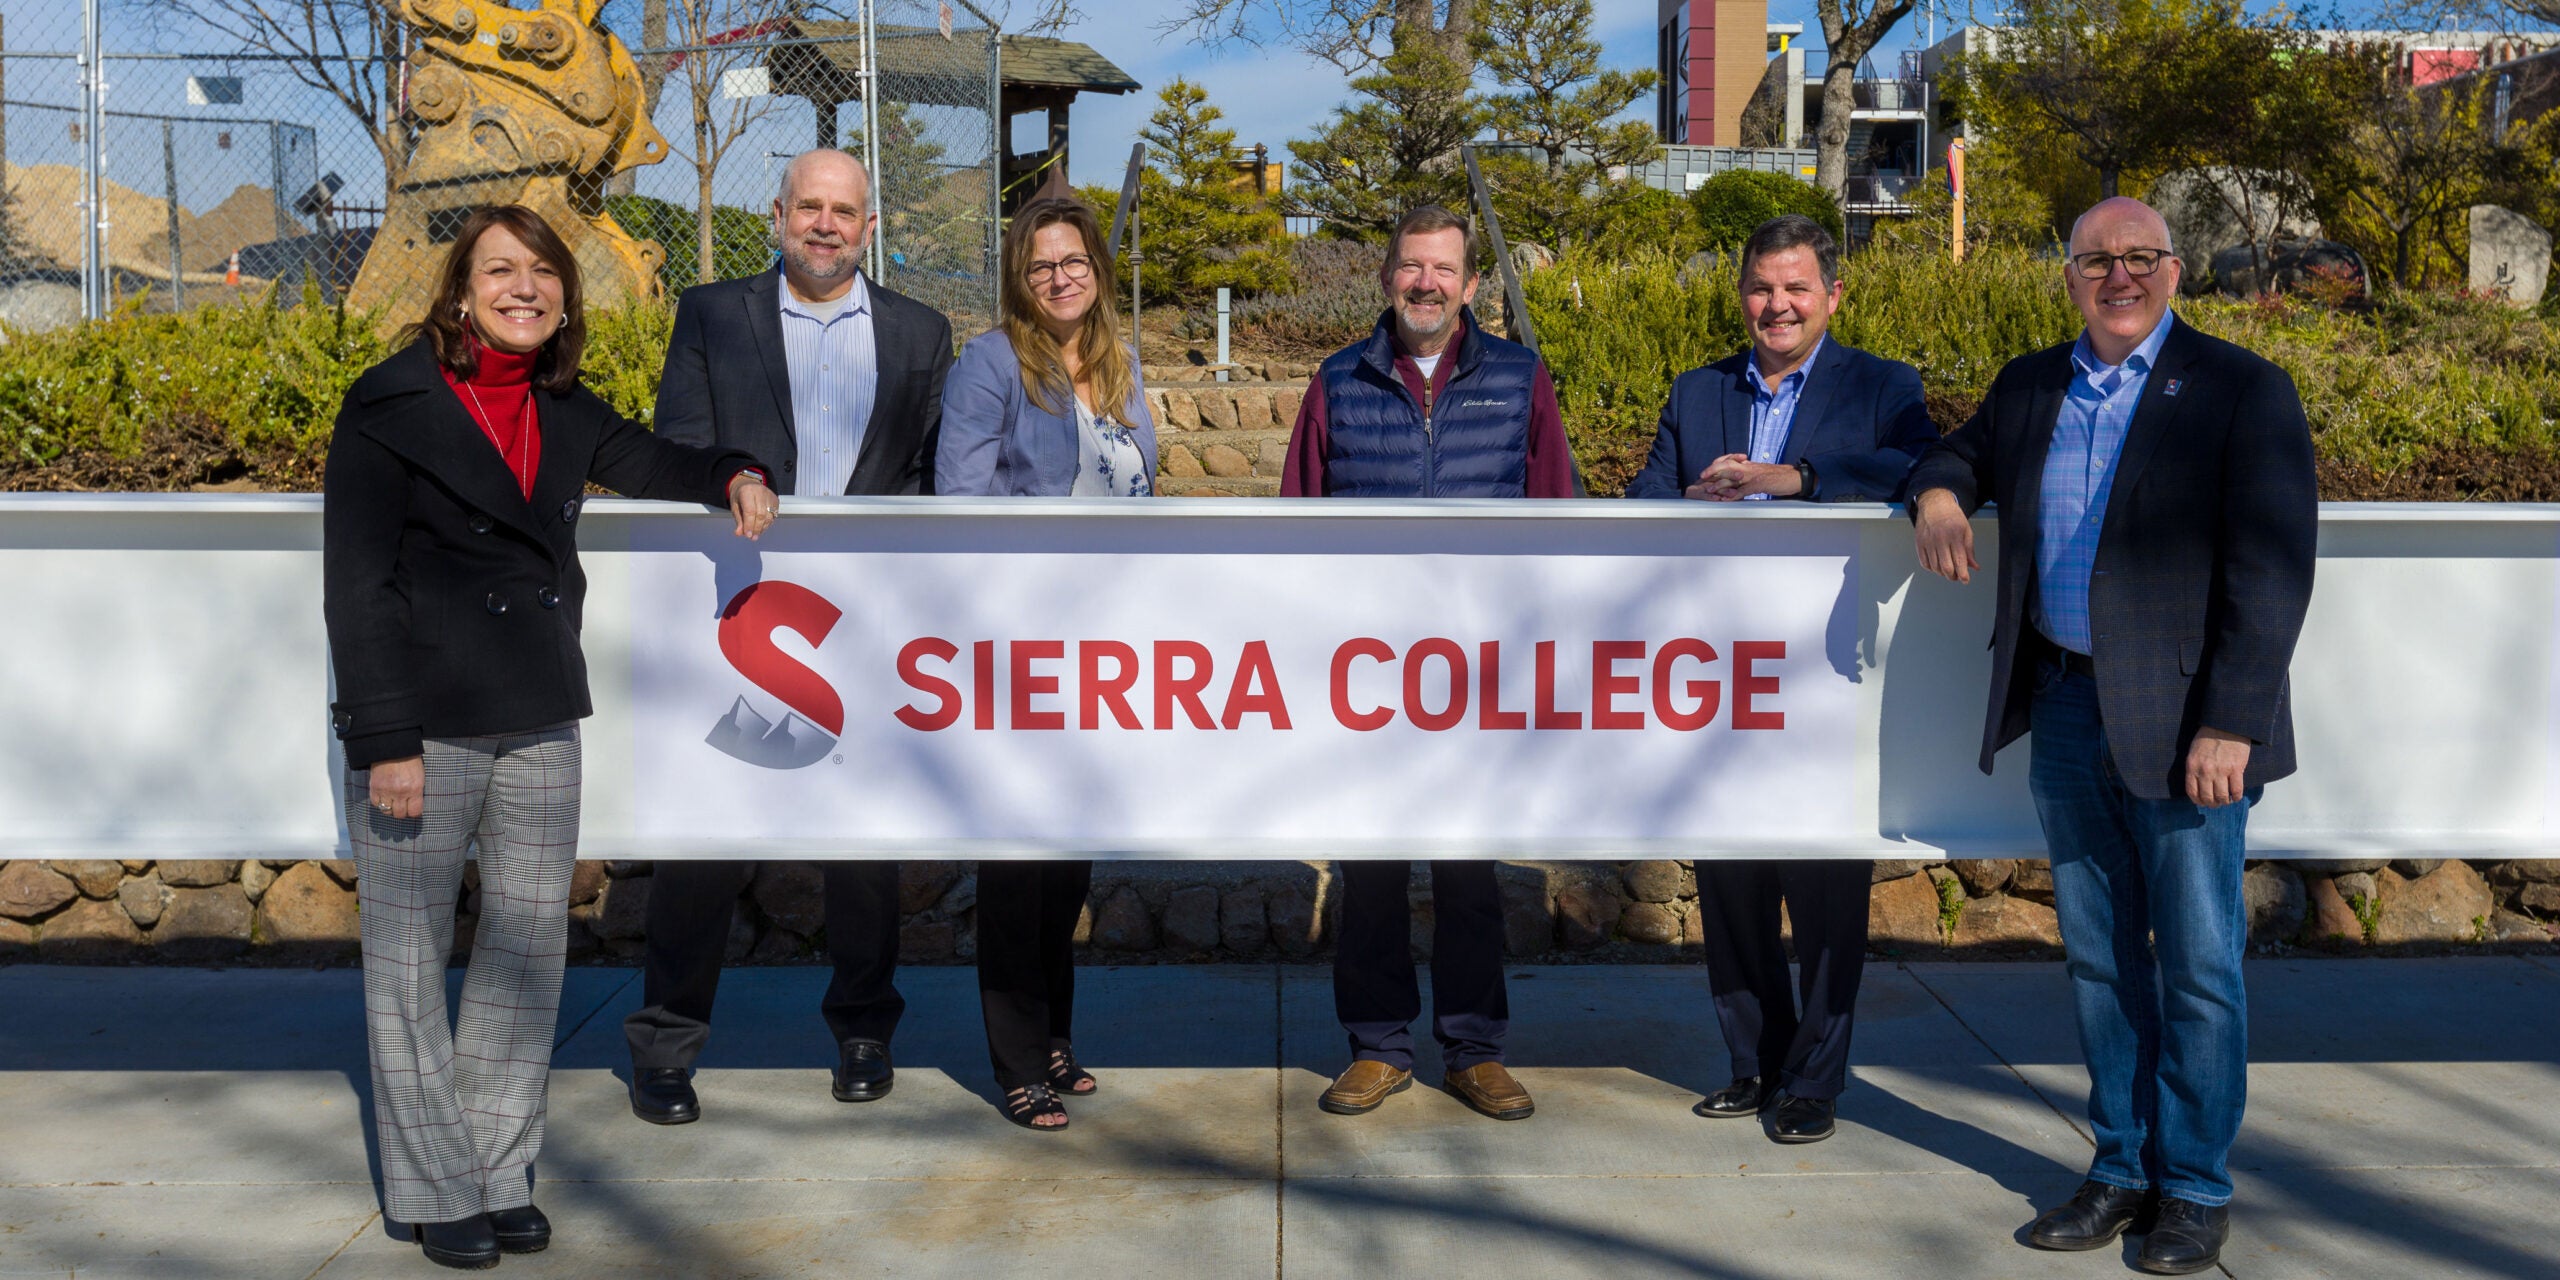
[1627,214,1933,1145]
[1624,218,1934,505]
[1909,197,2316,1274]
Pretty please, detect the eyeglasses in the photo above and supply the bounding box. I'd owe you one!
[1026,254,1095,284]
[2070,249,2170,280]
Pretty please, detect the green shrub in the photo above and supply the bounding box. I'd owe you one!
[1526,242,2560,496]
[604,195,774,294]
[0,284,386,486]
[1581,185,1709,263]
[582,300,679,423]
[1687,169,1845,250]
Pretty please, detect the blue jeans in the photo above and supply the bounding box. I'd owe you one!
[2029,666,2252,1207]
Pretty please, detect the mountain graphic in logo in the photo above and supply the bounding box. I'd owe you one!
[706,696,837,769]
[705,580,846,770]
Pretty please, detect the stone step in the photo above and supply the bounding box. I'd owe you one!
[1156,475,1281,498]
[1145,381,1306,434]
[1142,360,1319,383]
[1157,427,1290,485]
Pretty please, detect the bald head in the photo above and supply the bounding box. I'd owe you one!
[778,149,872,211]
[2068,196,2174,257]
[772,149,876,302]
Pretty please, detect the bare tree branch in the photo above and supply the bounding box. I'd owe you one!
[1156,0,1467,75]
[660,0,793,283]
[130,0,406,179]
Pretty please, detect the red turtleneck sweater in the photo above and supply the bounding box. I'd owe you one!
[442,339,544,500]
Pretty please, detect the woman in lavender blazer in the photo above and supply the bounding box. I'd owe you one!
[934,197,1155,1131]
[936,215,1155,498]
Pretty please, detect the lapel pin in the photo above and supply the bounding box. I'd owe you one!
[2163,378,2183,397]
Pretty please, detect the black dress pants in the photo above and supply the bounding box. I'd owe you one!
[975,860,1093,1091]
[623,859,904,1069]
[1333,860,1508,1073]
[1697,858,1870,1100]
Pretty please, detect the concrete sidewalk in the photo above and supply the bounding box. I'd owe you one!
[2,957,2555,1279]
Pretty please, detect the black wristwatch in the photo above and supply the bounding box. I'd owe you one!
[1793,459,1818,500]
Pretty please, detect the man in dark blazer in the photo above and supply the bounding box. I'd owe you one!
[623,148,954,1125]
[1909,196,2316,1275]
[1627,214,1934,1146]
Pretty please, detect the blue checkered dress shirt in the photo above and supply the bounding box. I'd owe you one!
[2034,312,2176,655]
[777,273,879,498]
[1741,335,1824,501]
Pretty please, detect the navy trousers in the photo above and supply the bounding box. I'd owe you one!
[1697,858,1871,1100]
[1332,860,1509,1073]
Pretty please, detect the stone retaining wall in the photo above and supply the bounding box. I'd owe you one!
[1,856,2551,965]
[1139,363,1306,499]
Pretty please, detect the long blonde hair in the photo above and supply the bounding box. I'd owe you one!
[1000,197,1134,419]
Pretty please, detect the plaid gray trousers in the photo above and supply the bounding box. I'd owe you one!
[346,726,580,1225]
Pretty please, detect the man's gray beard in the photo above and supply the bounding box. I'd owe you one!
[786,241,858,283]
[1396,295,1453,338]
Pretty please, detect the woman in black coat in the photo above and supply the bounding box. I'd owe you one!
[323,205,776,1270]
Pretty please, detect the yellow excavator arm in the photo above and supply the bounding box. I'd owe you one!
[349,0,672,321]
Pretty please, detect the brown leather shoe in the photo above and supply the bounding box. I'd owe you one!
[1318,1060,1413,1115]
[1445,1062,1534,1120]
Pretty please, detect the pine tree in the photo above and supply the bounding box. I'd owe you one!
[1474,0,1656,177]
[847,102,957,269]
[1287,34,1482,239]
[1133,79,1293,303]
[1472,0,1661,252]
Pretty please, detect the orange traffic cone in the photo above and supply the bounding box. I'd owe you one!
[224,250,241,286]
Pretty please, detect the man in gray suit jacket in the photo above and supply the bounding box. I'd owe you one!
[624,149,954,1126]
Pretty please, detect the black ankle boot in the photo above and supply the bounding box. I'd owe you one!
[413,1215,499,1270]
[486,1204,551,1254]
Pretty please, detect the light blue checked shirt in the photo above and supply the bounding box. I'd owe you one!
[2035,311,2176,655]
[1740,335,1825,501]
[777,273,878,497]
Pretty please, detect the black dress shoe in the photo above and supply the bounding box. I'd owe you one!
[413,1215,499,1270]
[486,1204,550,1255]
[2028,1180,2158,1251]
[1692,1075,1773,1119]
[630,1066,700,1125]
[1768,1094,1837,1143]
[2137,1198,2229,1275]
[833,1037,895,1102]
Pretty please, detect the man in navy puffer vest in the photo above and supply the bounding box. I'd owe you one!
[1279,205,1574,1124]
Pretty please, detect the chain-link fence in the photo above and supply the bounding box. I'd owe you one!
[0,0,999,336]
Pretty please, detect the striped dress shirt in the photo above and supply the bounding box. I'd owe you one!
[777,273,879,497]
[1741,335,1823,500]
[2034,311,2176,655]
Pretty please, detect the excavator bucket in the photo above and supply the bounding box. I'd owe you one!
[347,0,671,324]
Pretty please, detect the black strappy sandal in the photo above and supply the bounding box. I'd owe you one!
[1002,1083,1069,1131]
[1047,1046,1099,1096]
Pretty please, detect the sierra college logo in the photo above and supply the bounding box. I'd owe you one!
[705,581,845,769]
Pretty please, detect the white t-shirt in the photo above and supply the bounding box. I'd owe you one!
[1412,351,1443,382]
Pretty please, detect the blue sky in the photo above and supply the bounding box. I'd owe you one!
[1040,0,1880,187]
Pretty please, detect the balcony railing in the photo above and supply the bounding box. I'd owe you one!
[1842,172,1928,208]
[1850,78,1928,111]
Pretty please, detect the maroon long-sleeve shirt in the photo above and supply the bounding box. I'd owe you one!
[1278,317,1577,499]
